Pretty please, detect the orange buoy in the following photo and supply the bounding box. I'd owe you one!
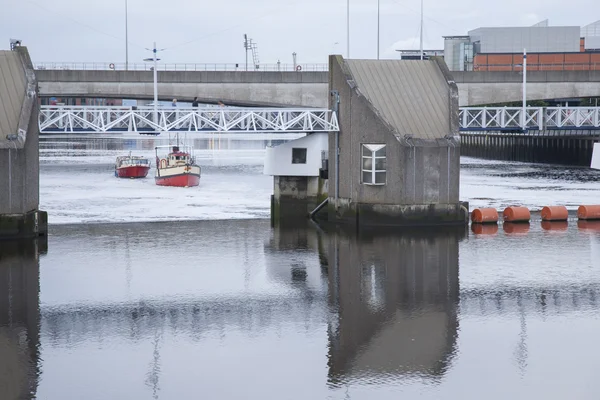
[503,222,530,235]
[471,223,499,235]
[471,208,499,224]
[577,205,600,220]
[503,206,531,222]
[541,221,568,231]
[577,220,600,231]
[541,206,568,221]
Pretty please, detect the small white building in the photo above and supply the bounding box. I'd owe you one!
[592,143,600,170]
[264,132,329,221]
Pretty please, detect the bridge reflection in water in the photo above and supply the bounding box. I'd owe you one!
[2,221,600,398]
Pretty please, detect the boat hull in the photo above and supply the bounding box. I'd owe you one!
[116,165,150,178]
[155,165,201,187]
[155,173,200,187]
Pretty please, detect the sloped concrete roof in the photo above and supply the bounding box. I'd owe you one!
[345,59,452,140]
[0,51,26,141]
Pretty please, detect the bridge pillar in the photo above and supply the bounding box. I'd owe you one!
[0,47,47,238]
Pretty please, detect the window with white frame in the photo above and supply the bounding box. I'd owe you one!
[361,144,386,185]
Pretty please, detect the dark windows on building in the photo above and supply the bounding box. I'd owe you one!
[292,148,307,164]
[362,144,386,185]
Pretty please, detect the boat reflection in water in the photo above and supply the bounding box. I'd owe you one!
[0,238,46,400]
[323,225,465,386]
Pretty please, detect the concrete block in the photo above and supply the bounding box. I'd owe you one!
[0,210,47,239]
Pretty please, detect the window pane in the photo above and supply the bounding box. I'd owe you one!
[292,148,307,164]
[362,156,373,170]
[375,172,386,184]
[362,145,371,157]
[375,146,386,157]
[375,157,386,171]
[362,171,372,184]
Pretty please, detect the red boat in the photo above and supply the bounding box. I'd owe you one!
[155,145,201,187]
[115,154,151,178]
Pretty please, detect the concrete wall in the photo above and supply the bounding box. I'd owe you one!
[0,48,39,216]
[328,56,464,227]
[36,69,600,107]
[36,70,329,108]
[327,228,461,381]
[454,70,600,106]
[461,132,599,166]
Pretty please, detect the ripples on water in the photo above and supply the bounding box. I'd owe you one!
[1,135,599,399]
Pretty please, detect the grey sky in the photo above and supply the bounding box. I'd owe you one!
[1,0,597,65]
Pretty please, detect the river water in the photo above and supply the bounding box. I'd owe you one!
[2,134,600,399]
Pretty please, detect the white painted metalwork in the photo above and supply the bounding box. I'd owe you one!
[459,107,600,131]
[39,106,339,134]
[459,107,544,131]
[544,107,600,129]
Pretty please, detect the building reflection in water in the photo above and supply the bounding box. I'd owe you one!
[324,226,466,386]
[0,238,46,400]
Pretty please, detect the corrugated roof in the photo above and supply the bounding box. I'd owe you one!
[0,51,26,141]
[345,59,450,140]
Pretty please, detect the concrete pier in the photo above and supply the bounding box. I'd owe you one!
[461,131,600,166]
[327,56,468,227]
[0,47,47,238]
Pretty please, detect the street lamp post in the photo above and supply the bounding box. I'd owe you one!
[144,42,160,126]
[377,0,380,60]
[347,0,350,58]
[420,0,424,60]
[125,0,129,70]
[522,48,527,130]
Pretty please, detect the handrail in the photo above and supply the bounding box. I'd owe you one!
[33,62,329,72]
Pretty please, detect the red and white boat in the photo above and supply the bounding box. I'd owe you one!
[114,153,151,178]
[155,144,201,187]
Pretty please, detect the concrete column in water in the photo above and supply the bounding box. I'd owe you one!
[0,46,47,238]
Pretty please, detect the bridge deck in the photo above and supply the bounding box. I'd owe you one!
[39,106,339,134]
[38,106,600,134]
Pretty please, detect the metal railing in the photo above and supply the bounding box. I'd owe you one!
[459,107,600,131]
[473,63,600,72]
[38,105,600,134]
[34,62,329,72]
[39,106,339,134]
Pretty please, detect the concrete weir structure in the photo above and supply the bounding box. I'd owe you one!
[0,47,47,238]
[327,56,467,227]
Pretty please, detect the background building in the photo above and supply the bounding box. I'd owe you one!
[444,20,600,71]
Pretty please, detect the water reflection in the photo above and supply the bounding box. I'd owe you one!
[325,227,465,386]
[0,238,47,400]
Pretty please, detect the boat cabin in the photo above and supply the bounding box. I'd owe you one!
[116,156,150,168]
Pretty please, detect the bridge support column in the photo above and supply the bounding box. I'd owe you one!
[0,47,47,239]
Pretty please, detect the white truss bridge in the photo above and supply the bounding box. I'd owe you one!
[39,106,339,134]
[38,106,600,134]
[460,107,600,132]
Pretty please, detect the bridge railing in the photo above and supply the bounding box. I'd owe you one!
[460,107,600,131]
[38,106,339,134]
[39,106,600,134]
[34,62,329,72]
[473,63,600,72]
[460,107,544,131]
